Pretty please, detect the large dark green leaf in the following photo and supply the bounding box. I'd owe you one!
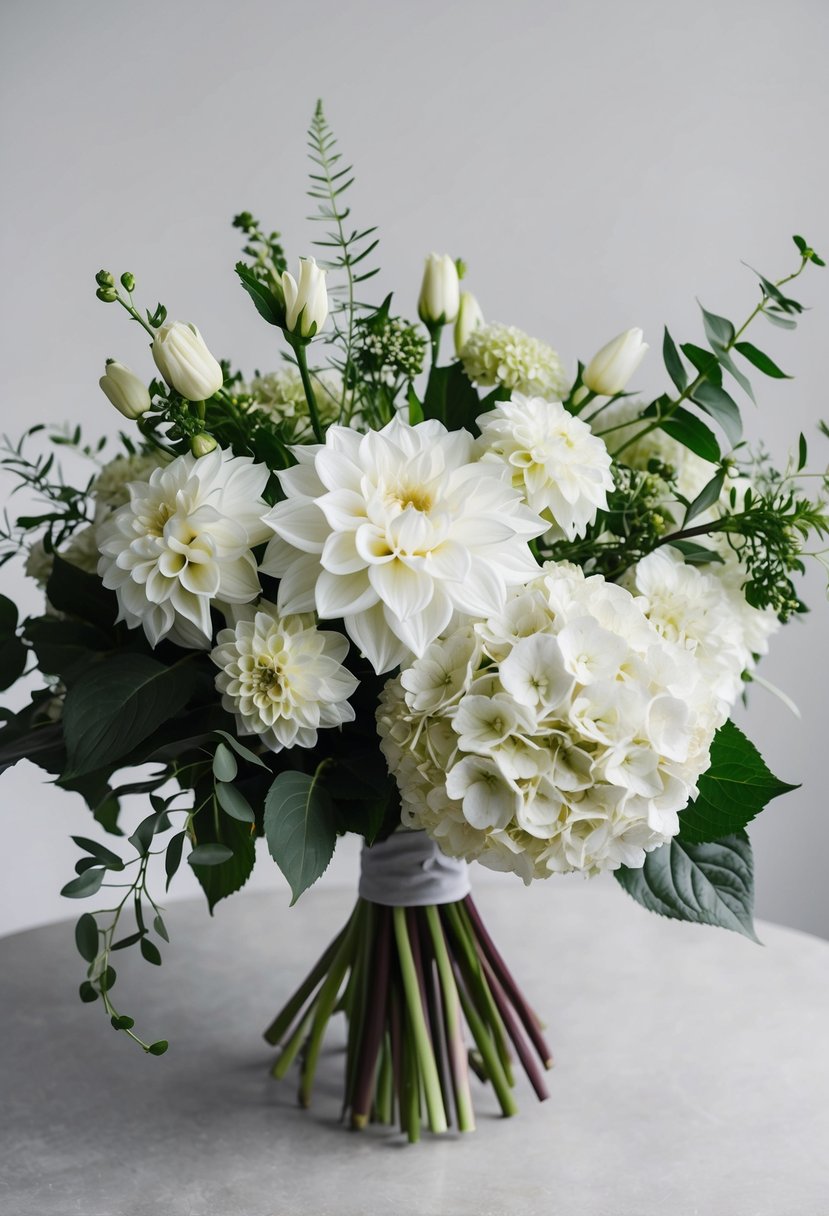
[62,654,198,776]
[0,594,27,692]
[189,810,256,913]
[45,556,119,631]
[679,720,797,844]
[615,832,759,941]
[235,262,285,327]
[24,616,112,683]
[644,404,721,464]
[264,769,337,904]
[422,361,482,434]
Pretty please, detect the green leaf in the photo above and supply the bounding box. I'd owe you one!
[23,616,113,683]
[111,1014,135,1030]
[140,938,162,966]
[422,362,482,433]
[45,556,118,631]
[71,835,124,871]
[189,810,256,913]
[212,742,238,782]
[615,832,759,941]
[699,304,735,350]
[79,981,98,1003]
[691,381,742,448]
[797,432,807,472]
[0,594,27,692]
[683,469,726,524]
[763,308,798,331]
[153,912,169,943]
[662,328,687,392]
[644,405,721,464]
[407,385,424,424]
[670,540,725,566]
[235,262,285,327]
[264,769,337,904]
[148,1040,169,1056]
[111,931,144,951]
[678,720,797,844]
[74,913,99,963]
[165,831,186,891]
[215,781,255,823]
[214,730,270,769]
[61,867,105,899]
[681,343,722,385]
[62,655,197,776]
[188,843,233,866]
[733,341,791,379]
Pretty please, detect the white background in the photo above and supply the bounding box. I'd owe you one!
[1,0,827,937]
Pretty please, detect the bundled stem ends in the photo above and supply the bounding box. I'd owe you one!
[263,894,553,1143]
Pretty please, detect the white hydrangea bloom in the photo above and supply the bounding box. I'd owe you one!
[211,601,358,752]
[245,367,343,435]
[261,416,545,675]
[477,393,614,539]
[97,447,271,649]
[460,323,569,401]
[629,546,779,715]
[61,525,102,575]
[377,562,722,881]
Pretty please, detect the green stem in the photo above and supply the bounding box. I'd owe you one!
[115,292,157,339]
[263,909,356,1045]
[393,907,448,1134]
[424,905,475,1133]
[292,341,325,443]
[299,907,361,1107]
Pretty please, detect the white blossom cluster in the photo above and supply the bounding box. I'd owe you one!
[460,323,570,401]
[245,367,343,435]
[377,563,723,882]
[477,394,614,540]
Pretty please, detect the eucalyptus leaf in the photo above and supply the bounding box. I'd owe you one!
[733,341,791,379]
[212,742,238,783]
[646,406,721,464]
[215,781,255,823]
[683,469,726,524]
[214,730,270,770]
[74,913,99,963]
[188,843,234,867]
[662,328,687,392]
[71,835,124,871]
[691,382,742,448]
[61,867,105,899]
[165,831,187,891]
[140,938,162,966]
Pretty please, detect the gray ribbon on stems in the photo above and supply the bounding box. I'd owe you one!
[358,830,471,907]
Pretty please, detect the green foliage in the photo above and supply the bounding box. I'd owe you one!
[422,361,482,433]
[264,768,338,904]
[679,720,797,844]
[615,832,759,941]
[62,654,199,776]
[0,594,27,691]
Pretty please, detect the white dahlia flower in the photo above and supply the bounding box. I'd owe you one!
[92,451,169,517]
[211,602,358,752]
[97,447,271,649]
[460,323,569,401]
[377,562,722,881]
[477,393,614,539]
[261,416,546,674]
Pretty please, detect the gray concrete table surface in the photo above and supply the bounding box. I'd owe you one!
[1,876,827,1216]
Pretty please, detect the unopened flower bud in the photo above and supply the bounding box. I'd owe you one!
[120,271,136,293]
[583,327,649,396]
[454,291,484,355]
[96,287,117,303]
[152,321,224,401]
[418,253,460,327]
[95,270,115,288]
[190,433,218,457]
[281,257,329,339]
[99,361,151,419]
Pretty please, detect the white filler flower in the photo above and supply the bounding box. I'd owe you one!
[460,323,569,400]
[98,447,272,649]
[378,562,723,881]
[211,602,358,752]
[261,416,546,674]
[477,393,613,539]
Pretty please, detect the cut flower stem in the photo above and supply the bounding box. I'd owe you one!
[265,894,551,1142]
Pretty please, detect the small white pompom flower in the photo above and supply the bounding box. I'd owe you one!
[477,393,614,539]
[460,323,569,400]
[211,602,358,752]
[97,447,272,649]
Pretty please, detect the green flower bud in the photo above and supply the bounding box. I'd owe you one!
[190,433,218,457]
[96,287,118,303]
[120,271,136,293]
[95,270,115,288]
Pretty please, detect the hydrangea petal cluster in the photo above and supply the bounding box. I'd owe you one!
[377,563,722,881]
[460,323,569,401]
[477,393,614,540]
[261,416,546,675]
[628,546,779,717]
[211,602,358,752]
[97,447,272,649]
[245,367,343,436]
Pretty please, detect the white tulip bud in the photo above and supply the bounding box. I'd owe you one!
[190,433,218,457]
[582,327,649,396]
[152,321,224,401]
[99,361,151,419]
[454,291,484,355]
[281,257,329,339]
[418,253,460,327]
